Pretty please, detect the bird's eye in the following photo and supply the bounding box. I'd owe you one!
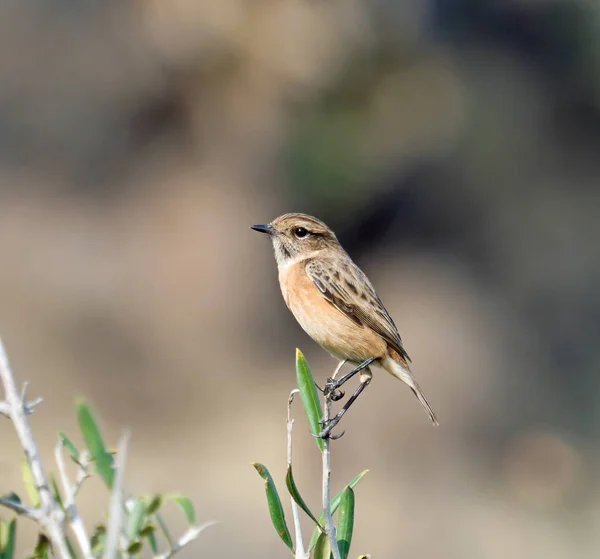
[294,227,309,239]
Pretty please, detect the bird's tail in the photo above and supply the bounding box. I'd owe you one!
[381,351,439,426]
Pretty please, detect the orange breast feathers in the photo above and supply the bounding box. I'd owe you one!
[278,261,387,363]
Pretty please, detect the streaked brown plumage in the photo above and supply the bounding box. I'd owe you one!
[251,212,438,426]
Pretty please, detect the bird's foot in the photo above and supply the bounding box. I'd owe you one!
[323,377,345,401]
[314,418,345,440]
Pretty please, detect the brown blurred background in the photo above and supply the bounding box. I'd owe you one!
[1,0,600,556]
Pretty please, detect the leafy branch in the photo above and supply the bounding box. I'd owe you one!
[0,336,213,558]
[254,349,369,559]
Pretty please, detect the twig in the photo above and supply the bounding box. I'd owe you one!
[0,496,40,519]
[55,445,93,559]
[322,392,341,559]
[103,431,130,559]
[156,513,174,548]
[0,337,71,559]
[154,522,216,559]
[287,389,306,559]
[72,454,90,499]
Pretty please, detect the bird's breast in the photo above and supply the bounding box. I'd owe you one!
[278,261,387,362]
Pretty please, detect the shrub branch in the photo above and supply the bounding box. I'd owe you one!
[0,337,71,558]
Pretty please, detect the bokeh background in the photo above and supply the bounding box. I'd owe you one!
[1,0,600,556]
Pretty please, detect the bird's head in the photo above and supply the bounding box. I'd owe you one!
[251,213,341,266]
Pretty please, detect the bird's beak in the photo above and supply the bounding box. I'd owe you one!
[250,223,276,236]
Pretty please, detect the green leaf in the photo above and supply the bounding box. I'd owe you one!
[285,465,322,529]
[28,534,50,559]
[140,526,158,553]
[165,494,195,525]
[76,400,114,489]
[126,500,148,541]
[0,518,16,559]
[145,495,162,515]
[312,532,331,559]
[126,541,142,554]
[58,433,80,464]
[21,458,39,507]
[308,470,368,552]
[90,524,106,552]
[295,349,324,452]
[253,463,294,551]
[337,487,355,559]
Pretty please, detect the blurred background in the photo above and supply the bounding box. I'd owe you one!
[1,0,600,556]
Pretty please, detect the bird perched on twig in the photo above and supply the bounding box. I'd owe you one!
[251,213,438,438]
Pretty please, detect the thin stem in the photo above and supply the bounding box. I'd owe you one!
[322,392,341,559]
[0,401,10,416]
[332,360,347,380]
[0,337,70,559]
[287,389,306,559]
[103,431,130,559]
[0,496,39,518]
[55,444,93,559]
[156,513,174,547]
[154,522,216,559]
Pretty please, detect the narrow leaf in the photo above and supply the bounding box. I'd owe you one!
[286,465,322,529]
[58,433,80,463]
[295,349,324,452]
[126,500,148,541]
[0,518,16,559]
[145,495,162,515]
[21,458,40,507]
[28,534,50,559]
[90,524,106,551]
[253,463,294,551]
[141,526,158,553]
[308,470,368,552]
[126,541,142,554]
[76,400,114,489]
[165,494,195,525]
[337,487,355,559]
[312,532,331,559]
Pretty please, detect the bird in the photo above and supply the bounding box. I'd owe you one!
[251,212,438,436]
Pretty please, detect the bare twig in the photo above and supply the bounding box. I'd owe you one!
[154,521,217,559]
[156,512,174,548]
[103,431,130,559]
[0,401,10,417]
[72,455,91,499]
[0,496,40,519]
[0,337,70,559]
[332,360,347,381]
[287,389,307,559]
[55,445,93,559]
[322,392,341,559]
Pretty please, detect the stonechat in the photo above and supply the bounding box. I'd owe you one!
[251,213,438,436]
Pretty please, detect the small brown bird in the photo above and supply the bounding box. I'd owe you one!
[251,213,438,436]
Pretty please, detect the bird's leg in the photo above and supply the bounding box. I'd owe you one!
[324,357,376,398]
[317,370,373,439]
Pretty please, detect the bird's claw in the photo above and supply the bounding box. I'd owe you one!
[313,425,345,440]
[330,389,344,401]
[323,378,344,400]
[314,417,345,439]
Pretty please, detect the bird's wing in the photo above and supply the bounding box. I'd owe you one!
[305,257,411,363]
